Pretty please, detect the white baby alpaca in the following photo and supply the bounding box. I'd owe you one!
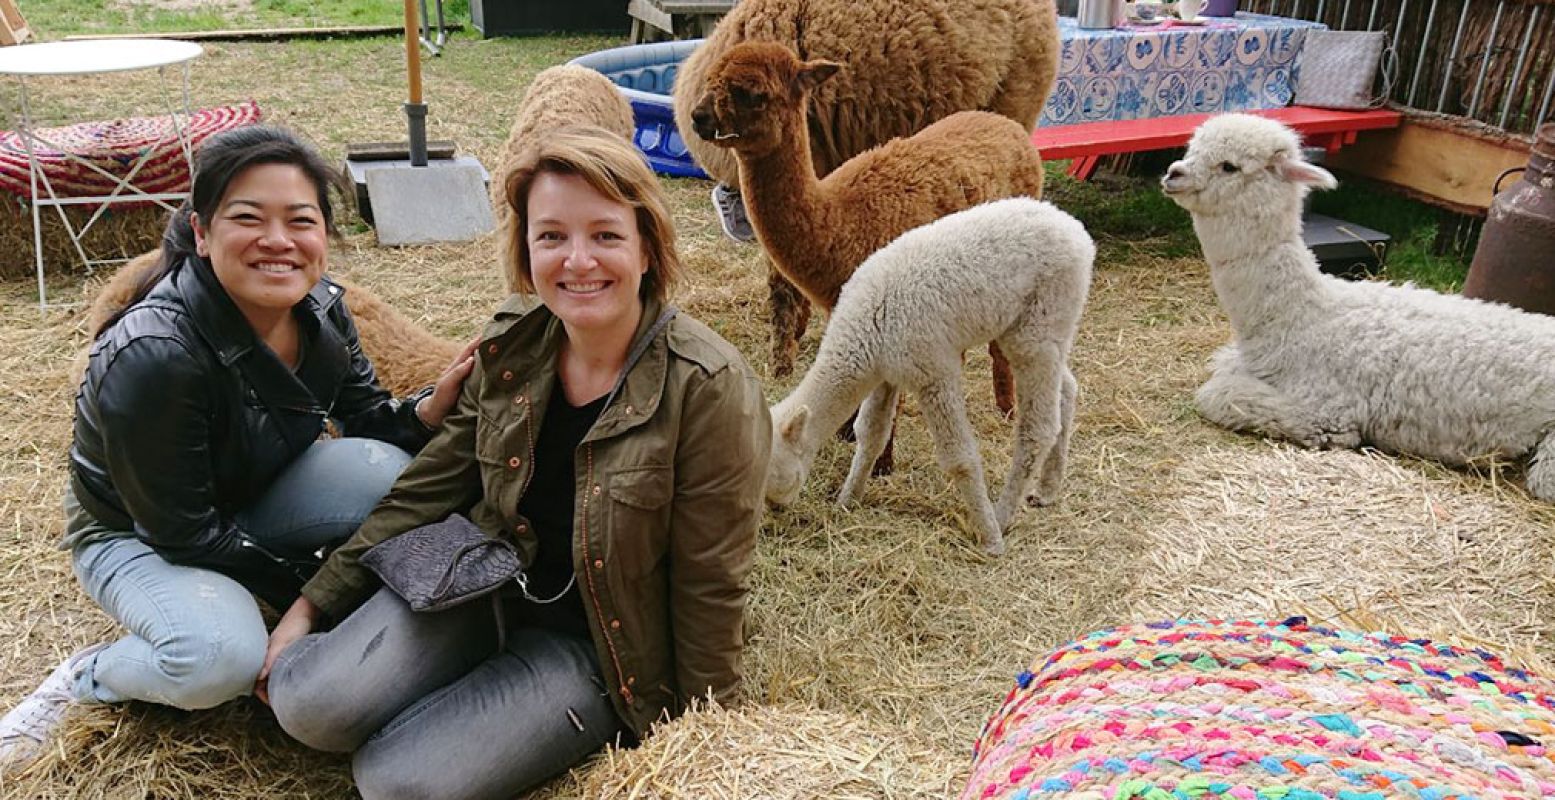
[765,198,1094,555]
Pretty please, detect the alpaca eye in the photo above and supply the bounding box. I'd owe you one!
[731,86,765,107]
[1219,162,1240,173]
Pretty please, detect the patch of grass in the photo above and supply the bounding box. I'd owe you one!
[1043,163,1201,262]
[22,0,422,39]
[1310,178,1471,292]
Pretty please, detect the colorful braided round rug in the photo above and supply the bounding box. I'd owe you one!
[0,100,262,203]
[962,618,1555,800]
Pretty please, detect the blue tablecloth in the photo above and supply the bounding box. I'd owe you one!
[1040,12,1325,126]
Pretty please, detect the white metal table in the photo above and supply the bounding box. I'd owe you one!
[0,38,203,307]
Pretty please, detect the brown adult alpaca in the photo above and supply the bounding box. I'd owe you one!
[79,249,461,396]
[690,42,1048,470]
[671,0,1060,382]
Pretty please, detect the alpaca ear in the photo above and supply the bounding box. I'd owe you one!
[779,405,810,443]
[1273,154,1337,190]
[796,60,841,93]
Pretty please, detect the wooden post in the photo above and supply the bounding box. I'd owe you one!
[403,0,422,104]
[0,0,31,46]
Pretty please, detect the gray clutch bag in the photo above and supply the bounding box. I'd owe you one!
[360,513,520,612]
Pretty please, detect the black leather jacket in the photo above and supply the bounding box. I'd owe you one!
[69,258,433,606]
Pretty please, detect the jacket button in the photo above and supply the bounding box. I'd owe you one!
[592,485,602,496]
[501,370,514,381]
[610,618,621,630]
[624,404,634,415]
[508,456,521,468]
[627,675,636,686]
[515,523,527,534]
[593,559,604,570]
[486,344,498,355]
[513,395,525,405]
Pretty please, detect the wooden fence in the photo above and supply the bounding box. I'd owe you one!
[1244,0,1555,135]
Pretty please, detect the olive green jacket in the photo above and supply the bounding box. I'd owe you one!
[302,294,771,737]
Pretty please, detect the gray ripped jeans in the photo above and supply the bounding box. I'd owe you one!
[268,588,621,800]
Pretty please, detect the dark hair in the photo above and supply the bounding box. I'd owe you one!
[95,125,346,338]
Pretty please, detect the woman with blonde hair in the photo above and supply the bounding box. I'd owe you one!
[265,127,771,799]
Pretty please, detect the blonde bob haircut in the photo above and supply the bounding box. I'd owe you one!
[503,126,681,305]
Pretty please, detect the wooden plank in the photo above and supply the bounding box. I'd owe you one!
[1324,112,1534,216]
[346,140,458,162]
[627,0,674,35]
[1031,107,1402,161]
[0,0,30,46]
[658,1,736,12]
[64,23,463,43]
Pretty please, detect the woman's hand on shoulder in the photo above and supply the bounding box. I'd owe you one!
[415,337,481,429]
[255,594,324,705]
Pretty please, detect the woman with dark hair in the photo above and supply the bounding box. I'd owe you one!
[265,127,771,799]
[0,124,474,766]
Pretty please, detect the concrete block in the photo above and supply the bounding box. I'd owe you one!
[362,158,495,246]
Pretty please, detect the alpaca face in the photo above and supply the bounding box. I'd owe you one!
[1160,114,1335,217]
[765,402,812,506]
[687,41,841,158]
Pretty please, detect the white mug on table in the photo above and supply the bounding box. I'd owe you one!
[1178,0,1204,20]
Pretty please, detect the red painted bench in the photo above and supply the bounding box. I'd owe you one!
[1030,106,1403,180]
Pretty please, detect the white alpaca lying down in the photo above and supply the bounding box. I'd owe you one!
[1163,113,1555,500]
[765,198,1094,555]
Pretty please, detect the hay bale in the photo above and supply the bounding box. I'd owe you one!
[0,101,265,281]
[961,618,1555,799]
[0,197,166,281]
[567,702,959,799]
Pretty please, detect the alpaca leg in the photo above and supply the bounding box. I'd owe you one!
[994,348,1066,528]
[1195,359,1354,449]
[768,269,810,378]
[918,379,1004,555]
[989,342,1016,418]
[1031,366,1078,507]
[1527,431,1555,503]
[839,384,900,508]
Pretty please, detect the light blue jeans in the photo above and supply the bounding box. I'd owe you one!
[68,437,411,710]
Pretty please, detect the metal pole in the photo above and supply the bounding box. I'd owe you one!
[1535,75,1555,133]
[1436,0,1472,112]
[1340,0,1353,29]
[1467,0,1506,119]
[1386,0,1412,106]
[1366,0,1380,30]
[1497,5,1539,130]
[19,77,45,308]
[1406,0,1440,107]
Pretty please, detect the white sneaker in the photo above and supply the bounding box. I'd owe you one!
[0,643,106,769]
[711,183,757,244]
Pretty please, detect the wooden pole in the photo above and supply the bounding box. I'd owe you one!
[404,0,422,104]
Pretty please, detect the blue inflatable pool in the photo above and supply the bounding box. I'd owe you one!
[571,40,708,180]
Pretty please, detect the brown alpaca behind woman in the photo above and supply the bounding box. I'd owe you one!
[489,65,635,291]
[79,250,460,396]
[672,0,1060,378]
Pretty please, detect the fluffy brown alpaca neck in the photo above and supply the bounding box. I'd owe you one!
[734,98,845,310]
